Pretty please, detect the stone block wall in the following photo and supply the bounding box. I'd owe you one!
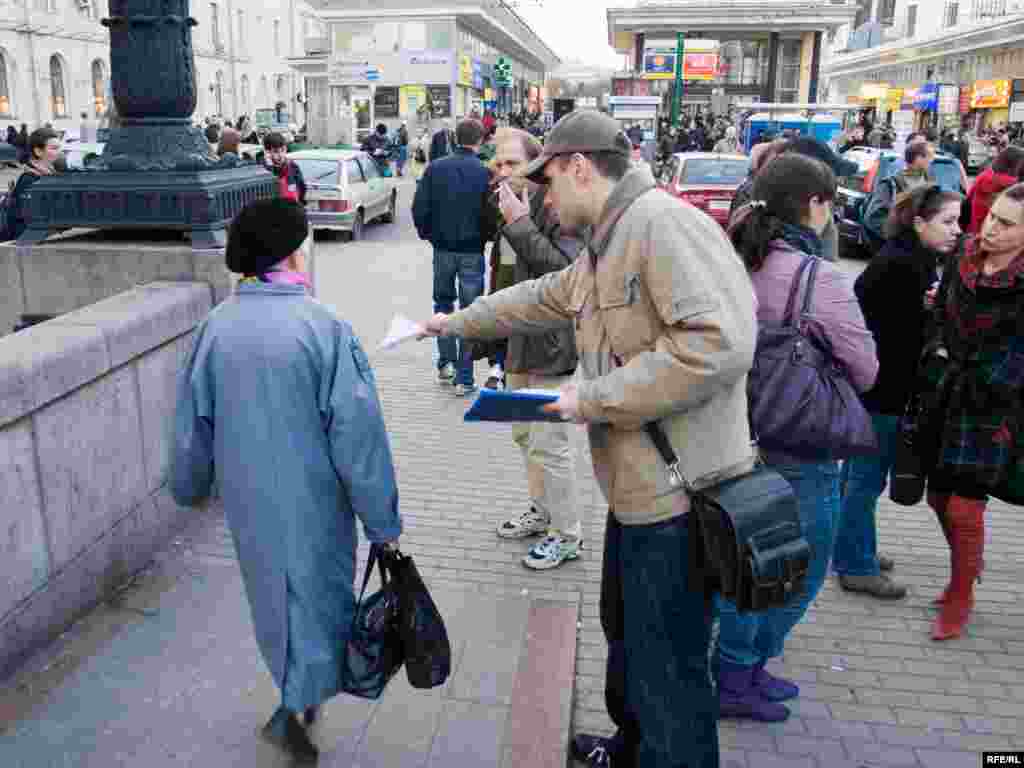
[0,281,213,679]
[0,234,232,337]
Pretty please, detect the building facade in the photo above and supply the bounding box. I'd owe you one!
[823,0,1024,131]
[289,0,559,146]
[605,0,858,116]
[0,0,321,134]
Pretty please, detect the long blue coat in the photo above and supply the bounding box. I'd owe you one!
[171,281,402,711]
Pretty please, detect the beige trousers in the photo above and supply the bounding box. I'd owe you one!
[506,371,580,535]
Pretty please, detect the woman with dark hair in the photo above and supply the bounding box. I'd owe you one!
[965,145,1024,234]
[720,154,878,722]
[728,138,787,219]
[835,185,963,600]
[915,182,1024,640]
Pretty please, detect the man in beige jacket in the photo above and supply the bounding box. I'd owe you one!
[423,110,758,768]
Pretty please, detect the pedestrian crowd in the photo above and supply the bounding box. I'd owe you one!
[163,107,1024,767]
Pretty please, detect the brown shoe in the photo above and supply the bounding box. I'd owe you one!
[838,574,907,599]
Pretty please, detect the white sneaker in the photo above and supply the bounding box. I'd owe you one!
[497,507,550,539]
[523,532,581,570]
[485,364,505,390]
[437,363,455,385]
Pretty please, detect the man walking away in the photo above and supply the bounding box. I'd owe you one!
[429,120,456,163]
[413,118,494,395]
[489,127,584,569]
[421,110,758,768]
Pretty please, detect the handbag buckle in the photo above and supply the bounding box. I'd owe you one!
[666,461,692,491]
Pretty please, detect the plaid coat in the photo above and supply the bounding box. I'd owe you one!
[919,238,1024,490]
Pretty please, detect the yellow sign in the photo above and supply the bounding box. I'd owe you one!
[971,79,1010,109]
[400,85,426,116]
[458,55,473,87]
[860,83,888,100]
[484,88,494,101]
[885,88,903,111]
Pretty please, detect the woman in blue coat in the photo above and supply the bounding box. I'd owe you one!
[171,198,402,763]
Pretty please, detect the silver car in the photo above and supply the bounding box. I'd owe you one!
[288,149,398,240]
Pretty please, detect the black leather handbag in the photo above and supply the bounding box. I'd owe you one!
[645,423,811,613]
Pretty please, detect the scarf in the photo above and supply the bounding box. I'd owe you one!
[778,222,823,258]
[238,269,312,291]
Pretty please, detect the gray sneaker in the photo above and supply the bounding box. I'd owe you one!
[838,574,907,599]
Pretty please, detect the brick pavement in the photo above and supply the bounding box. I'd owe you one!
[1,182,1021,766]
[332,195,1023,767]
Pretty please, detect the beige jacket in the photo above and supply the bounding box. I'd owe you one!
[448,166,759,526]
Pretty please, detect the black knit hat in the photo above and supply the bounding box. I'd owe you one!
[226,198,309,275]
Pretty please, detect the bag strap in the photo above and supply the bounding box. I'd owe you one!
[644,422,690,491]
[799,257,822,319]
[781,255,815,327]
[354,543,390,609]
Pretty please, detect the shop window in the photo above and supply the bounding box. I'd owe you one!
[0,49,10,117]
[943,1,959,26]
[374,21,400,53]
[878,0,896,26]
[776,40,801,102]
[404,21,427,50]
[273,20,281,56]
[428,21,452,50]
[91,58,106,117]
[906,5,917,38]
[972,0,1007,20]
[49,54,66,118]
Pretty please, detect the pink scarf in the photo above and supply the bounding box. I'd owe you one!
[239,270,312,291]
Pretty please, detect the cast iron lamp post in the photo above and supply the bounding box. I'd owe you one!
[19,0,274,248]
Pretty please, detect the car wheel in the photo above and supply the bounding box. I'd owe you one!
[382,192,397,224]
[348,211,364,242]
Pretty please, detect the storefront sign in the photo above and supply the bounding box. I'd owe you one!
[971,79,1010,109]
[885,88,903,112]
[404,50,456,85]
[374,86,399,118]
[914,82,939,111]
[427,84,451,118]
[328,58,374,86]
[643,46,677,80]
[683,39,719,81]
[471,59,484,90]
[901,87,918,107]
[1010,100,1024,122]
[458,56,473,87]
[860,83,889,100]
[400,85,426,117]
[329,50,454,86]
[938,85,959,115]
[960,89,973,114]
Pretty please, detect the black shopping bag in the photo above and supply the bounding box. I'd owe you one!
[340,544,404,699]
[390,550,451,689]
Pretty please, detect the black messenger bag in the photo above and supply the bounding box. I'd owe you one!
[645,422,810,613]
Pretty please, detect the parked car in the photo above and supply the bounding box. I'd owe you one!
[288,149,397,240]
[835,146,965,255]
[250,108,296,144]
[657,152,751,227]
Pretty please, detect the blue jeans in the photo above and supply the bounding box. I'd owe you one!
[716,457,840,666]
[602,512,718,768]
[834,413,901,576]
[433,249,484,386]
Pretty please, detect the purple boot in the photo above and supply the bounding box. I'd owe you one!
[753,660,800,702]
[719,660,790,722]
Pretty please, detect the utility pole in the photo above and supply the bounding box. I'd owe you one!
[670,32,684,128]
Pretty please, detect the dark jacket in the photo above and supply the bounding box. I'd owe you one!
[429,129,455,162]
[491,187,581,376]
[412,147,491,254]
[919,238,1024,490]
[863,168,933,245]
[2,167,45,241]
[855,233,942,415]
[270,160,306,205]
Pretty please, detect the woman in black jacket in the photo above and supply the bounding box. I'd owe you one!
[834,185,963,599]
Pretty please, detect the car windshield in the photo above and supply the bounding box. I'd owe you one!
[681,158,749,185]
[292,159,339,187]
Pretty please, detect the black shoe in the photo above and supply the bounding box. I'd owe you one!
[262,709,319,764]
[572,733,634,768]
[303,706,319,726]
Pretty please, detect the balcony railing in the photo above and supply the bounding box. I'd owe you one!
[971,0,1007,19]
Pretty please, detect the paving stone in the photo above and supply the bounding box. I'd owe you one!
[895,710,965,731]
[802,717,875,742]
[871,724,944,748]
[720,749,749,768]
[912,749,979,768]
[828,703,897,724]
[961,715,1024,736]
[774,734,846,764]
[427,701,507,768]
[915,693,982,714]
[843,738,920,767]
[745,750,815,768]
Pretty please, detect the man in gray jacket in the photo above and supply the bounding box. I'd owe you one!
[489,127,584,570]
[423,110,757,768]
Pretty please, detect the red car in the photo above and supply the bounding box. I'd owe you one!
[658,152,751,227]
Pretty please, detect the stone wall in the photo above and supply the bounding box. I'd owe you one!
[0,281,213,680]
[0,233,232,337]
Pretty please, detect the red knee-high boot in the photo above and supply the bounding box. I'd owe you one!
[928,492,955,605]
[932,496,985,641]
